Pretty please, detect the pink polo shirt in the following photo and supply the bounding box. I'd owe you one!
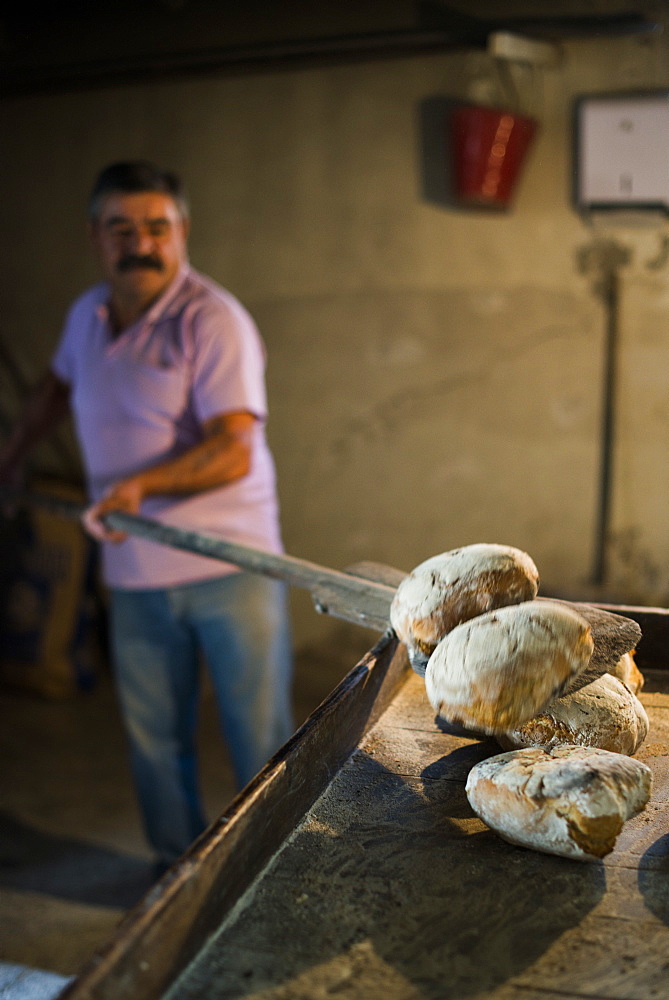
[52,266,284,589]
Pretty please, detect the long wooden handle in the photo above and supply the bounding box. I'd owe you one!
[10,489,397,632]
[107,510,396,631]
[6,489,647,663]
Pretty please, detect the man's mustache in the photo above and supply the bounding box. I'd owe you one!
[117,255,165,272]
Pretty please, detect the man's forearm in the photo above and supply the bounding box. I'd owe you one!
[133,427,251,498]
[0,371,71,473]
[82,412,256,543]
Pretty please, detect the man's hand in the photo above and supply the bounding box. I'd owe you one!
[82,479,144,543]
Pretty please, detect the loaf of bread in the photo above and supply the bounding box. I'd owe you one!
[498,671,649,755]
[390,543,539,675]
[466,745,652,860]
[425,600,594,734]
[610,650,644,695]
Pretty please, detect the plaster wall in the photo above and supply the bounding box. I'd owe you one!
[1,21,668,658]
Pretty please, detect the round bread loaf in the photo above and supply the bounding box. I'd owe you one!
[498,672,649,755]
[425,600,594,734]
[610,650,644,695]
[390,543,539,676]
[465,745,652,860]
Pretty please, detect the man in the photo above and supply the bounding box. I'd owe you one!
[0,161,294,869]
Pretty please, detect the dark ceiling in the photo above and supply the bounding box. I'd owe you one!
[0,1,662,98]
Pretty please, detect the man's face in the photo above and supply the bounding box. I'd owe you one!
[89,191,189,307]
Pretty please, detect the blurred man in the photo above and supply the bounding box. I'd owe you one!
[0,161,294,869]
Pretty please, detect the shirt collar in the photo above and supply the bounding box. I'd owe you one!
[143,263,191,325]
[95,264,191,341]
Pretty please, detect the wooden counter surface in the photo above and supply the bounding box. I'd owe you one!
[162,668,669,1000]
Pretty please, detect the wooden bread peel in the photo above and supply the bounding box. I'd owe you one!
[10,491,641,679]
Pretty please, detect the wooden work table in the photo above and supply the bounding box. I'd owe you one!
[61,614,669,1000]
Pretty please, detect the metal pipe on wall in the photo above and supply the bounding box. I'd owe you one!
[576,237,631,587]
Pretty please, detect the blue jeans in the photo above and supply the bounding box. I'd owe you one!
[108,573,293,864]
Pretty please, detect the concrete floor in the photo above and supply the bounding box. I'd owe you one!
[0,621,372,989]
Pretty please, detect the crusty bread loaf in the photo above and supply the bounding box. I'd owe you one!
[425,600,594,734]
[498,672,649,755]
[610,650,644,695]
[466,745,652,860]
[390,543,539,675]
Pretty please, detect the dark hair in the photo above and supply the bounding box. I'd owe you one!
[88,160,189,221]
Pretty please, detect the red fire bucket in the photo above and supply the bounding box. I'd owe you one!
[450,104,538,209]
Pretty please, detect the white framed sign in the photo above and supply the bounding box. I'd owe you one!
[574,91,669,216]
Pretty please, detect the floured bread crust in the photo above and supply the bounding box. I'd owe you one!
[610,650,644,695]
[390,543,539,675]
[466,745,652,860]
[498,672,649,755]
[425,601,594,734]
